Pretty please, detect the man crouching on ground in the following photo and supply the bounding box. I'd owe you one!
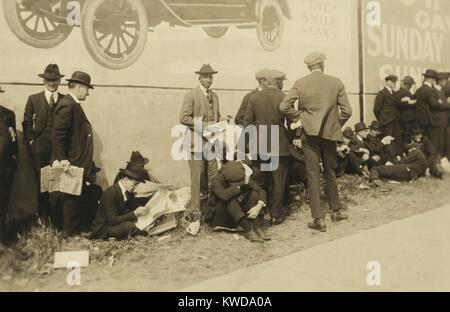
[210,161,269,243]
[90,164,150,240]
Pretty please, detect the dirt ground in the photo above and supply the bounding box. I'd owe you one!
[1,175,450,292]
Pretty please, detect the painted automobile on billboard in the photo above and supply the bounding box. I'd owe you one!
[4,0,291,70]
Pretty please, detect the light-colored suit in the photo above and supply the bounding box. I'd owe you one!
[179,86,221,212]
[279,70,352,219]
[279,71,352,142]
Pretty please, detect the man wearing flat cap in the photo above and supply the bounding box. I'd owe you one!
[23,64,65,220]
[395,76,417,141]
[374,74,403,155]
[280,52,352,232]
[415,69,445,155]
[52,71,95,237]
[244,69,290,225]
[179,64,223,219]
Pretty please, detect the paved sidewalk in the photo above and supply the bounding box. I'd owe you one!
[182,205,450,292]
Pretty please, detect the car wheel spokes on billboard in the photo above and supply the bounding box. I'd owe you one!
[81,0,148,70]
[3,0,73,48]
[256,0,284,51]
[203,26,229,39]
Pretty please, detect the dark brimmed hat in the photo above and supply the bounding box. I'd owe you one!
[422,69,438,79]
[354,122,369,132]
[405,142,420,151]
[127,151,149,167]
[119,163,149,183]
[66,71,94,89]
[370,120,381,131]
[39,64,64,80]
[221,162,245,186]
[385,75,398,82]
[402,76,416,85]
[195,64,218,75]
[409,127,423,136]
[343,127,354,139]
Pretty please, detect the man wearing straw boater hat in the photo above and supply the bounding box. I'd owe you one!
[52,71,95,237]
[23,64,65,220]
[179,64,222,220]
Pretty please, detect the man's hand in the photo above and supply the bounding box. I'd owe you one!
[359,148,370,154]
[408,99,417,105]
[386,161,394,166]
[290,119,302,131]
[362,154,370,162]
[134,206,150,218]
[247,202,263,220]
[8,127,16,142]
[293,138,302,149]
[372,155,381,162]
[53,160,71,172]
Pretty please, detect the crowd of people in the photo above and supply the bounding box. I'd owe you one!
[1,53,450,250]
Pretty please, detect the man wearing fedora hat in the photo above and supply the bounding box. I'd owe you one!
[52,71,95,237]
[179,64,223,219]
[280,52,352,232]
[374,74,403,155]
[395,76,417,140]
[365,120,398,165]
[23,64,65,219]
[336,127,365,176]
[90,163,150,240]
[415,69,447,155]
[0,87,17,249]
[114,151,151,184]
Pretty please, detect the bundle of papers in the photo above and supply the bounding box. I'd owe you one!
[41,165,84,196]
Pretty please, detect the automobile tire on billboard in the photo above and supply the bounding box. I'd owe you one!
[256,0,285,51]
[81,0,149,70]
[203,26,229,38]
[3,0,73,49]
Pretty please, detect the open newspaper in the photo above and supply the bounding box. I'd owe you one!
[40,166,84,196]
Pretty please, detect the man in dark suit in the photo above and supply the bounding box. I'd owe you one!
[244,70,290,225]
[280,52,352,232]
[415,69,442,153]
[434,72,450,157]
[365,121,398,165]
[374,75,403,154]
[409,127,442,179]
[234,70,266,127]
[210,161,268,242]
[0,86,17,250]
[395,76,417,140]
[90,164,149,240]
[23,64,65,219]
[179,64,223,220]
[337,127,365,176]
[52,71,95,237]
[369,143,427,186]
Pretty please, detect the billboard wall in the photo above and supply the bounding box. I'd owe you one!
[0,0,360,186]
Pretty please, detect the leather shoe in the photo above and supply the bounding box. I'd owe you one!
[331,210,349,222]
[307,218,326,232]
[255,228,271,241]
[270,216,284,226]
[244,230,265,243]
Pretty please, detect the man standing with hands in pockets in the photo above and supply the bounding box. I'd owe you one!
[279,52,352,232]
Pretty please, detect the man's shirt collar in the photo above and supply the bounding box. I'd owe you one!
[68,91,81,104]
[117,180,128,202]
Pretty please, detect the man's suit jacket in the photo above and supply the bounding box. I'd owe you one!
[279,71,352,142]
[374,88,400,126]
[0,105,17,171]
[90,183,137,240]
[395,87,416,123]
[244,87,291,157]
[234,89,258,126]
[415,84,441,127]
[398,149,427,179]
[52,94,93,177]
[432,87,450,127]
[179,86,221,152]
[23,91,63,144]
[349,136,369,156]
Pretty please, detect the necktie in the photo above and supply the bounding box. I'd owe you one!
[206,89,214,121]
[49,93,56,107]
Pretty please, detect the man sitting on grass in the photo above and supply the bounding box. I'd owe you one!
[337,127,365,177]
[210,161,269,243]
[90,163,150,240]
[369,143,427,187]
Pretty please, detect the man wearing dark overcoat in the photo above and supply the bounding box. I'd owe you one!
[52,71,95,237]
